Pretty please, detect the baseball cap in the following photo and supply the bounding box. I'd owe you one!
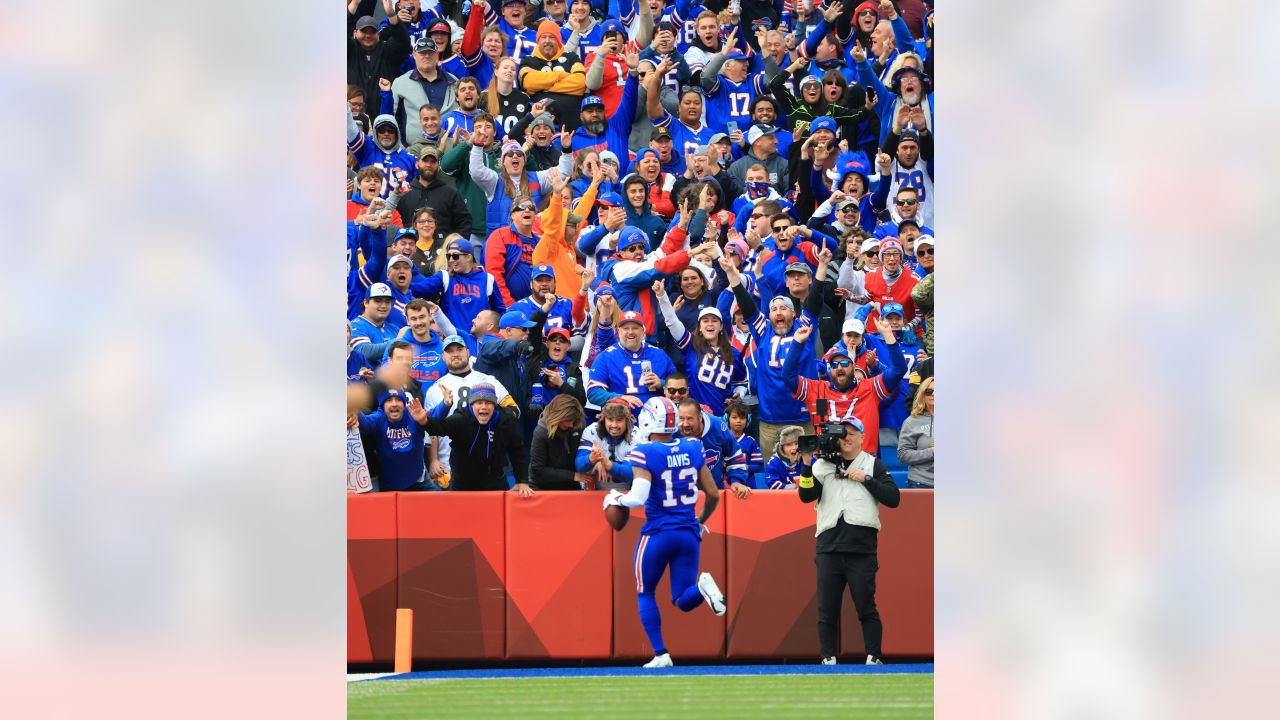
[842,317,865,335]
[416,145,440,159]
[768,295,795,311]
[599,150,620,165]
[596,191,624,207]
[530,113,555,129]
[837,196,859,210]
[896,218,920,231]
[502,0,525,5]
[426,18,451,34]
[581,95,605,110]
[600,19,627,37]
[726,50,749,62]
[469,383,498,404]
[698,307,723,322]
[387,254,413,268]
[880,239,904,256]
[832,416,865,433]
[652,126,673,140]
[442,334,467,349]
[617,227,648,251]
[915,235,935,249]
[448,238,474,255]
[594,282,615,297]
[746,125,777,146]
[366,283,393,299]
[824,344,851,361]
[499,310,537,329]
[809,116,837,135]
[881,302,905,318]
[618,310,645,327]
[898,129,921,145]
[633,147,660,163]
[859,238,881,254]
[355,16,379,31]
[393,227,418,241]
[531,263,555,279]
[546,327,572,342]
[707,132,729,144]
[784,261,812,276]
[413,36,438,54]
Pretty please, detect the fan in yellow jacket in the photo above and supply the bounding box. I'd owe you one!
[518,20,587,131]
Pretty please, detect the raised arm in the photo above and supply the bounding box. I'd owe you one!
[653,282,689,344]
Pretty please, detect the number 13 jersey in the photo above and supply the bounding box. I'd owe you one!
[628,438,707,537]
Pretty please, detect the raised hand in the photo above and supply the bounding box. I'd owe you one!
[652,279,667,299]
[894,104,912,131]
[792,322,813,344]
[909,105,927,127]
[438,384,454,409]
[547,168,565,195]
[876,151,892,172]
[878,0,897,19]
[378,77,392,92]
[817,246,833,266]
[851,41,867,63]
[822,1,844,23]
[624,43,640,69]
[530,99,550,117]
[560,127,573,148]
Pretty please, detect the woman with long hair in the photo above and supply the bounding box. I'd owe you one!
[582,283,620,369]
[669,265,717,333]
[484,56,532,137]
[529,395,589,490]
[575,398,638,490]
[407,208,448,276]
[896,377,934,488]
[653,279,747,416]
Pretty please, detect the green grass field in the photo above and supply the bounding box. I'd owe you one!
[348,674,933,719]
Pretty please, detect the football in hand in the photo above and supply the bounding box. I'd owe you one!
[604,504,629,532]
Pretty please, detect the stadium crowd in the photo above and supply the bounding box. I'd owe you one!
[345,0,936,494]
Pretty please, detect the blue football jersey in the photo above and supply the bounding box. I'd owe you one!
[703,73,768,134]
[628,437,706,536]
[673,332,747,415]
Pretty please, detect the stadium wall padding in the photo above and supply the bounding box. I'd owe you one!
[348,490,932,664]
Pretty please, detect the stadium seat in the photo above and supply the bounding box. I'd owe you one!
[880,444,907,472]
[889,470,909,489]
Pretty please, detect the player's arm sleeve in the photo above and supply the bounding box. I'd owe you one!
[864,458,901,507]
[796,461,822,503]
[618,463,652,508]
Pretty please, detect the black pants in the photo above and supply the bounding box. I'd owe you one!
[815,551,882,659]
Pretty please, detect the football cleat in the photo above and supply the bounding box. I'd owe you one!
[643,653,674,668]
[698,572,726,616]
[866,654,883,665]
[821,657,837,665]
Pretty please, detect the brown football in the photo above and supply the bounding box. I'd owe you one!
[604,504,630,531]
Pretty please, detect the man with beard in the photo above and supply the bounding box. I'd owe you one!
[587,311,677,412]
[347,10,411,124]
[746,96,792,158]
[422,335,517,485]
[675,398,752,499]
[575,34,642,174]
[519,20,588,132]
[645,60,714,176]
[389,36,461,145]
[395,146,472,234]
[441,77,487,137]
[509,264,585,337]
[350,388,433,492]
[348,109,417,198]
[752,210,838,301]
[857,46,933,146]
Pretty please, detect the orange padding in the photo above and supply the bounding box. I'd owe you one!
[347,490,933,663]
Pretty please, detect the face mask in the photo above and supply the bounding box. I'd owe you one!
[746,181,770,198]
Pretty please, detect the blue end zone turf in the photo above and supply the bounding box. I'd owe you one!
[360,664,934,681]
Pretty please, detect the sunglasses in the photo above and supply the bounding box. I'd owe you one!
[446,252,468,260]
[839,205,858,213]
[515,203,536,212]
[751,212,766,219]
[924,389,934,396]
[896,198,919,206]
[665,387,689,395]
[863,250,879,257]
[772,224,791,233]
[917,248,934,256]
[828,359,852,369]
[858,9,877,17]
[824,80,844,87]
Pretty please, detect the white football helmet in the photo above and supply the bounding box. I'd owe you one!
[636,396,679,441]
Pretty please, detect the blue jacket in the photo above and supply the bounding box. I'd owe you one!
[347,223,388,320]
[675,411,749,490]
[570,74,640,175]
[358,409,428,491]
[411,266,506,337]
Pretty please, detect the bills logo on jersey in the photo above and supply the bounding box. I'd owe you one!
[703,447,721,469]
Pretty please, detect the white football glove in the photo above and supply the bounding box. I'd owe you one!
[603,488,625,509]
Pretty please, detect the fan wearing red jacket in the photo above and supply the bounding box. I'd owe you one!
[863,239,922,334]
[780,322,906,455]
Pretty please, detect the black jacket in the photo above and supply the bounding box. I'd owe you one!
[347,11,411,120]
[396,174,473,238]
[424,405,527,490]
[529,421,584,490]
[475,306,548,411]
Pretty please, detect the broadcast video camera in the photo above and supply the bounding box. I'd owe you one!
[796,400,847,462]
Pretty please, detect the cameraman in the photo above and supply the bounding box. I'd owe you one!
[796,417,900,666]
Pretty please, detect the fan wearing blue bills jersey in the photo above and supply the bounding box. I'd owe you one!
[603,397,727,668]
[644,58,714,176]
[654,281,748,416]
[699,30,769,135]
[674,398,752,499]
[586,311,676,413]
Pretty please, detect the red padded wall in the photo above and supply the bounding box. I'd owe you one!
[347,493,398,664]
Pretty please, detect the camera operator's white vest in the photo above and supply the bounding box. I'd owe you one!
[812,452,881,537]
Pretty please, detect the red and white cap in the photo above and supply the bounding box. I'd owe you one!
[618,310,645,327]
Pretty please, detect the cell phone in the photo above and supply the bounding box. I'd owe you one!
[726,121,739,135]
[641,360,653,375]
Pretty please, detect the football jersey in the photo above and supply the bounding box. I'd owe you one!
[673,332,747,415]
[733,431,764,477]
[763,455,801,489]
[628,437,707,536]
[583,52,629,116]
[702,73,768,134]
[403,332,447,388]
[587,343,676,408]
[745,311,818,425]
[652,111,714,175]
[675,411,748,490]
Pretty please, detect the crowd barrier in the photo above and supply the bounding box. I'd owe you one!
[348,490,933,665]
